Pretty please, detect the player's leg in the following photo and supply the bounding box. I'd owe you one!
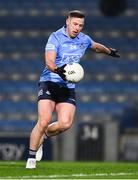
[26,99,55,168]
[46,102,76,137]
[35,103,76,162]
[36,83,76,162]
[29,99,55,150]
[36,131,49,161]
[35,133,45,161]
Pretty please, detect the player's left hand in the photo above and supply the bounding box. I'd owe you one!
[109,48,120,58]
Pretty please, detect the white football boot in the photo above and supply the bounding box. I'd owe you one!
[26,158,36,169]
[36,145,43,161]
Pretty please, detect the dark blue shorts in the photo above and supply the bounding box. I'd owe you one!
[38,81,76,106]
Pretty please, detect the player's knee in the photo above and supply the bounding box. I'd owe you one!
[60,120,72,131]
[38,116,49,130]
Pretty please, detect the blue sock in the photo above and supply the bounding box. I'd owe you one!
[28,149,36,159]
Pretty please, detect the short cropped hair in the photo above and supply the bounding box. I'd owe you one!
[68,10,85,18]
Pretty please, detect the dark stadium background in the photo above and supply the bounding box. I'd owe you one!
[0,0,138,162]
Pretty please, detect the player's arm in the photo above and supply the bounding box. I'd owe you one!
[91,42,120,58]
[45,51,66,80]
[45,51,57,72]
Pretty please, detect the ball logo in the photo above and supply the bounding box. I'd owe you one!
[64,63,84,83]
[68,70,76,75]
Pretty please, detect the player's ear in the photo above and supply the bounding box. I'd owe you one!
[66,18,69,26]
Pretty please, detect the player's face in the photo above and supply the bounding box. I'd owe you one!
[66,17,84,38]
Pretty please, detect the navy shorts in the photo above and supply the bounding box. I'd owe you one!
[38,81,76,106]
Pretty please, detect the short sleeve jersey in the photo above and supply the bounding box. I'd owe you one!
[39,26,94,88]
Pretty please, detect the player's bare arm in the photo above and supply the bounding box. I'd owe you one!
[91,42,120,58]
[45,51,57,72]
[45,51,66,80]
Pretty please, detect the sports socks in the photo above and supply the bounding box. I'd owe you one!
[28,149,37,159]
[28,133,50,159]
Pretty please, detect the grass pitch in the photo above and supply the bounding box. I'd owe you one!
[0,161,138,179]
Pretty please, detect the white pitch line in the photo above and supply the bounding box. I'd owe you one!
[0,172,137,179]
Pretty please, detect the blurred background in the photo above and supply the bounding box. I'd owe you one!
[0,0,138,162]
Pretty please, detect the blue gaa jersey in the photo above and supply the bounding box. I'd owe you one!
[39,26,94,88]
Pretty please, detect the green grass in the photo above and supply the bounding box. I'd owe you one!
[0,161,138,179]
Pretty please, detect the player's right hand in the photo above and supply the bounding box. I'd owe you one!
[55,64,67,81]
